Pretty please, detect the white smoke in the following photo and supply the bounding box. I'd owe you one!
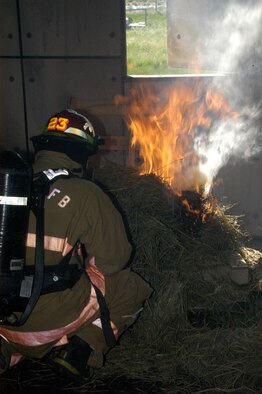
[208,1,262,74]
[193,0,262,194]
[196,106,261,194]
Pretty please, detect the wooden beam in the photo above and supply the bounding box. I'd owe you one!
[69,97,138,167]
[70,97,124,116]
[99,135,130,151]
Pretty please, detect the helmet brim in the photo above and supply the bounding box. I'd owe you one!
[31,133,99,160]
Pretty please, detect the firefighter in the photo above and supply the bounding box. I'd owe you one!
[0,109,152,383]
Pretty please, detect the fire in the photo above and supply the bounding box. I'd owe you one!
[116,80,237,194]
[115,80,238,221]
[181,197,208,224]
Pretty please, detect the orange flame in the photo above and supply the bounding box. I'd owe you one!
[181,197,208,223]
[116,79,237,197]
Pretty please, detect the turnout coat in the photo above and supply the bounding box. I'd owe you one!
[0,150,152,369]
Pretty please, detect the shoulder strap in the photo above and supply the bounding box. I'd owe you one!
[12,169,72,326]
[15,178,46,325]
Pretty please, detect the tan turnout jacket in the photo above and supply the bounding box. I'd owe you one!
[0,150,152,367]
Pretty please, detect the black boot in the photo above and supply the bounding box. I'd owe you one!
[0,338,9,372]
[49,335,93,384]
[0,353,7,370]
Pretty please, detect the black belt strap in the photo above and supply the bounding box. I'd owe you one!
[80,245,116,348]
[92,284,117,348]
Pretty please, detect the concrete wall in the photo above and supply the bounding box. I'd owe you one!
[1,0,262,240]
[0,0,127,165]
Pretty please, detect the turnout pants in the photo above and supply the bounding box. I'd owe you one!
[0,268,152,371]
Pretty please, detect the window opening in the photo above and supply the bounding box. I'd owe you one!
[125,0,261,77]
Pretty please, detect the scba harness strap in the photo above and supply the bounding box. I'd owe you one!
[3,168,116,347]
[11,168,75,326]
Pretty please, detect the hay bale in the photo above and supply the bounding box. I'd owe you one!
[2,163,261,393]
[92,163,262,392]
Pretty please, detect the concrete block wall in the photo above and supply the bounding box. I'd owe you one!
[1,0,262,239]
[0,0,127,166]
